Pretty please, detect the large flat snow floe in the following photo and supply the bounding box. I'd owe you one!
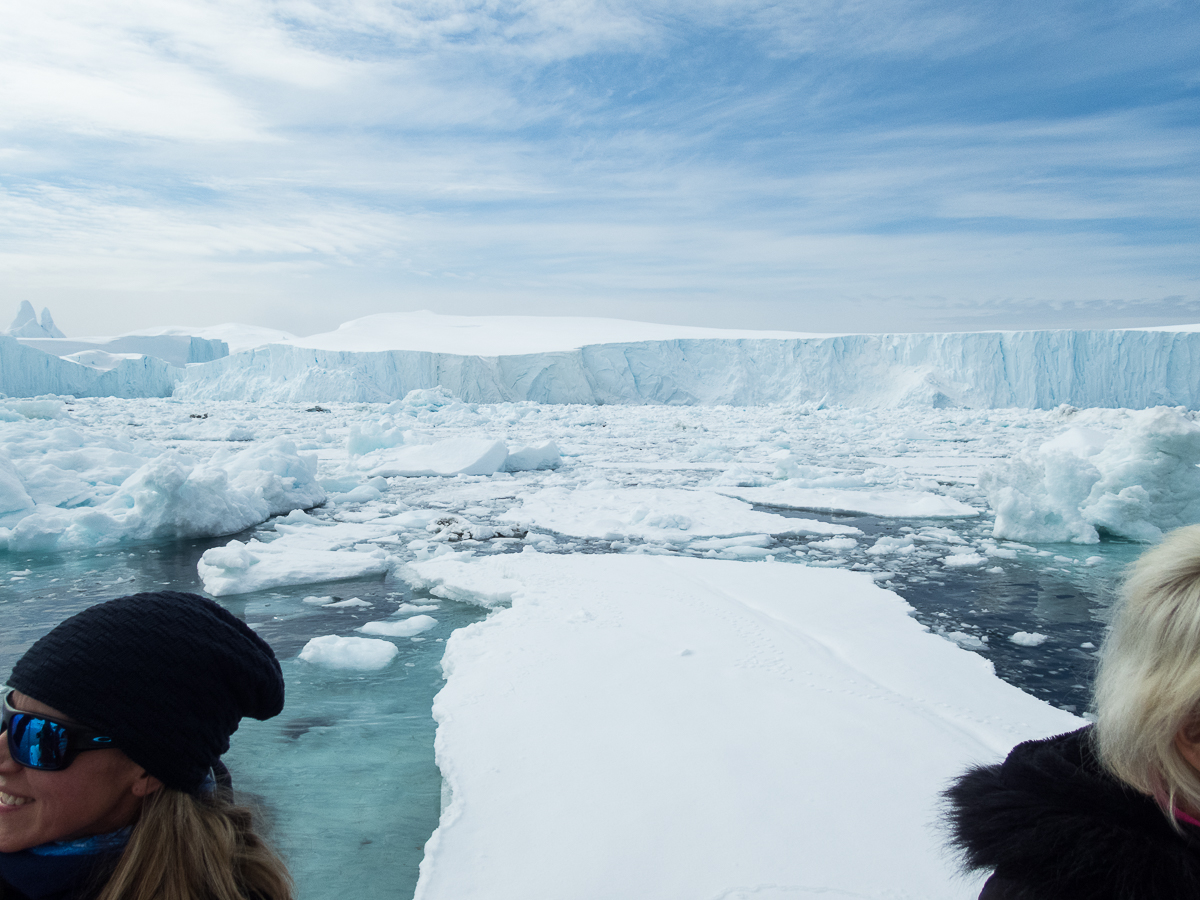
[408,551,1080,900]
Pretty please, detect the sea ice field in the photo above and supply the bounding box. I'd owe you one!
[3,388,1196,898]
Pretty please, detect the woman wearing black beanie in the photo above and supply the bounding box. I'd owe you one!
[0,591,293,900]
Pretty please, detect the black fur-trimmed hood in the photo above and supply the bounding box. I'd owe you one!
[944,726,1200,899]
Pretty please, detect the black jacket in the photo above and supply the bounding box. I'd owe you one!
[944,726,1200,899]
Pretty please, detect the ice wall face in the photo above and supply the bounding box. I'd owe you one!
[175,328,1200,409]
[15,334,227,368]
[0,336,180,398]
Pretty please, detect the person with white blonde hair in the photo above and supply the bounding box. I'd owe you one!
[945,525,1200,899]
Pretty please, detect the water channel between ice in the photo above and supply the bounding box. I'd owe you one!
[0,519,1144,899]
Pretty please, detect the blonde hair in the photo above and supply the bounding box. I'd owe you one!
[1094,524,1200,822]
[94,786,293,900]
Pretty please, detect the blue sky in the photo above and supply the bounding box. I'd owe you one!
[1,0,1197,336]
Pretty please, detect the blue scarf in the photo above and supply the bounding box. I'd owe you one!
[0,828,130,900]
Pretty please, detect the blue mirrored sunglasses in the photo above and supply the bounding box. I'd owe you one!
[1,690,114,770]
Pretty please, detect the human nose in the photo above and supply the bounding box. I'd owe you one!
[0,729,21,774]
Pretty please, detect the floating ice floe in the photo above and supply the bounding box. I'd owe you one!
[982,407,1200,543]
[298,635,398,670]
[942,551,987,567]
[1,436,325,552]
[196,510,444,595]
[197,539,392,596]
[357,437,510,477]
[713,484,978,518]
[359,614,438,637]
[1010,632,1048,647]
[408,551,1079,900]
[497,486,855,542]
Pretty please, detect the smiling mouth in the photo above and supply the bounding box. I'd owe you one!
[0,792,31,807]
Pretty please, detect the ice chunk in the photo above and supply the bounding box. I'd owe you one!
[298,635,398,670]
[426,515,526,542]
[866,535,916,556]
[503,441,561,472]
[359,615,438,637]
[808,536,859,551]
[943,631,987,651]
[329,485,383,504]
[4,438,324,553]
[0,454,34,516]
[358,437,510,477]
[197,537,392,596]
[1010,632,1048,647]
[707,465,770,488]
[982,407,1200,543]
[220,436,325,516]
[0,397,66,420]
[942,552,987,567]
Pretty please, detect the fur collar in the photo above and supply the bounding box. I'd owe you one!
[944,726,1200,899]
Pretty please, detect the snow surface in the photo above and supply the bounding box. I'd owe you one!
[407,551,1081,900]
[124,323,296,355]
[284,310,827,356]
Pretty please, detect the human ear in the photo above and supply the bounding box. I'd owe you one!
[1175,721,1200,774]
[131,771,164,798]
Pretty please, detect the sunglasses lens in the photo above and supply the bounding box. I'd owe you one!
[8,713,69,769]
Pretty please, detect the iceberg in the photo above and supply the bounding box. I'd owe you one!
[982,407,1200,543]
[2,436,325,552]
[15,334,227,369]
[357,437,511,478]
[0,336,181,398]
[5,302,65,340]
[172,315,1200,408]
[9,310,1200,408]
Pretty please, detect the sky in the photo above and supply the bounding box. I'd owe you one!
[0,0,1197,337]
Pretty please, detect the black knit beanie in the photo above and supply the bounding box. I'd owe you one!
[7,591,284,793]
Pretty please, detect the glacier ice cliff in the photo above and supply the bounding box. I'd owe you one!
[172,329,1200,408]
[0,336,181,399]
[16,334,227,368]
[5,325,1200,408]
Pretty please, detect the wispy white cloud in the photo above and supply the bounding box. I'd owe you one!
[0,0,1196,335]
